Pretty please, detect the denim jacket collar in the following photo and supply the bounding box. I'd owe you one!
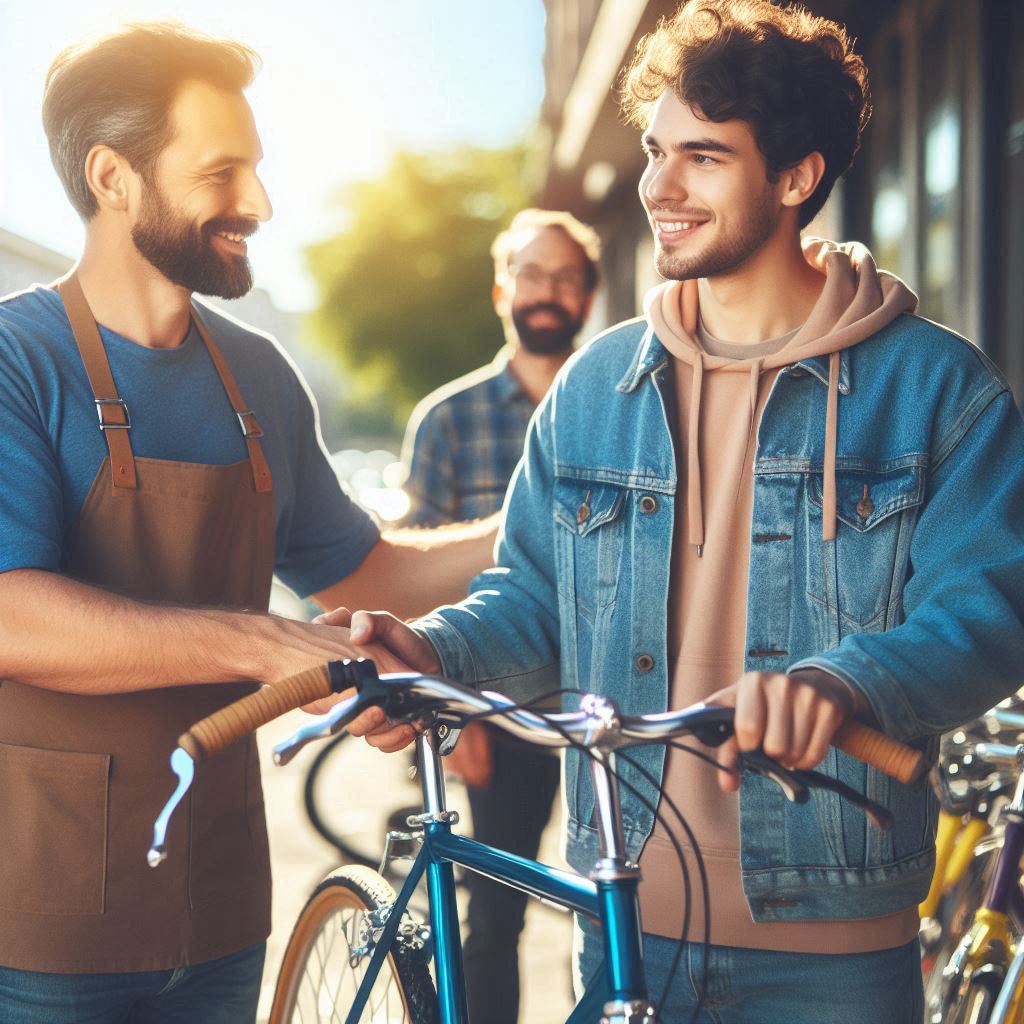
[616,322,669,393]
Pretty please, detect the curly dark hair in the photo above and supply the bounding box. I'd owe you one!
[43,22,259,221]
[620,0,870,227]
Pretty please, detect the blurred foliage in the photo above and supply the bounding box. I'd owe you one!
[306,144,532,436]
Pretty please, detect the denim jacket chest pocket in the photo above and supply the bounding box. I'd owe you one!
[805,461,926,639]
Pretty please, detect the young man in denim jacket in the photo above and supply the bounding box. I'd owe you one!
[342,1,1024,1019]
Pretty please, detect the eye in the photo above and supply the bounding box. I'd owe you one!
[692,153,718,166]
[206,169,233,184]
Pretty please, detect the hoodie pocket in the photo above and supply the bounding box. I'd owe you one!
[807,462,924,636]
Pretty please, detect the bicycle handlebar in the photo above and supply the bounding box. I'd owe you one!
[150,659,926,866]
[178,659,925,784]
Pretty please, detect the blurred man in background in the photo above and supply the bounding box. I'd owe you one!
[399,208,601,1024]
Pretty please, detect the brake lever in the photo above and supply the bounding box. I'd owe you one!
[739,749,809,805]
[788,768,894,831]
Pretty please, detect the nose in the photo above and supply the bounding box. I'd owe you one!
[641,158,687,209]
[238,171,273,223]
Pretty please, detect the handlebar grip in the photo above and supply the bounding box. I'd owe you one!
[832,719,926,784]
[178,665,334,762]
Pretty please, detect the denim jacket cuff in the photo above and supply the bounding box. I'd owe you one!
[786,653,922,741]
[411,614,480,684]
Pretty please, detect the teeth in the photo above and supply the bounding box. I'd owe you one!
[218,232,244,242]
[661,221,698,231]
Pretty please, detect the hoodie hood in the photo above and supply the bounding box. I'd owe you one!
[643,238,918,551]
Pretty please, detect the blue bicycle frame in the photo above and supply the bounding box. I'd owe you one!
[343,726,654,1024]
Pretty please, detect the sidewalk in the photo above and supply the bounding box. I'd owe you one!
[255,710,574,1023]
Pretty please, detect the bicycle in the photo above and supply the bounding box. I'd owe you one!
[919,708,1024,1020]
[148,660,926,1024]
[930,730,1024,1024]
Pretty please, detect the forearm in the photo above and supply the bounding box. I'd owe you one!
[313,515,499,620]
[0,568,362,694]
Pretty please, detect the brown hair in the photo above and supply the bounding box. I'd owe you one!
[43,21,259,220]
[491,209,602,292]
[620,0,870,227]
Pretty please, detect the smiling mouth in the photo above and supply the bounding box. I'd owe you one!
[212,231,249,256]
[653,219,709,244]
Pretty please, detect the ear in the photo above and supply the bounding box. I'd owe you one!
[780,151,826,210]
[492,278,512,318]
[84,145,134,214]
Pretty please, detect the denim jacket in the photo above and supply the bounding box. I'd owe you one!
[417,312,1024,923]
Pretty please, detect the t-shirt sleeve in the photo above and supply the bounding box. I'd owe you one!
[0,326,64,574]
[400,400,457,527]
[271,370,380,598]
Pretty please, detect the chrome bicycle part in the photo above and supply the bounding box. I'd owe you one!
[147,747,195,867]
[380,830,423,876]
[601,998,657,1023]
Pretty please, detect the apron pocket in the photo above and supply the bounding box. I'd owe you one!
[0,741,110,915]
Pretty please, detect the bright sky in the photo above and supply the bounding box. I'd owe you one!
[0,1,546,310]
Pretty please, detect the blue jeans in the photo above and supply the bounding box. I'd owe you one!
[0,943,265,1024]
[574,919,923,1024]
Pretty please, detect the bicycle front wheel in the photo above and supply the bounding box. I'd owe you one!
[270,865,438,1024]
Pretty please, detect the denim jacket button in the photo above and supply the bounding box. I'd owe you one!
[640,495,658,513]
[856,485,874,519]
[635,654,655,672]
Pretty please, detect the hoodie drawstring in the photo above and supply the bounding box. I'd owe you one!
[688,352,705,556]
[823,350,840,542]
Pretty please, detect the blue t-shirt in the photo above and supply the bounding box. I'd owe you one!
[0,285,379,598]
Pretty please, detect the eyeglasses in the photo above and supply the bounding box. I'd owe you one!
[508,263,589,297]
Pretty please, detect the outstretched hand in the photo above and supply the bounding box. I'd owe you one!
[706,669,858,793]
[308,606,441,753]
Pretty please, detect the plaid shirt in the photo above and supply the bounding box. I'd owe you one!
[400,349,535,526]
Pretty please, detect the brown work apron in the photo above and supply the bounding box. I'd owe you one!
[0,273,277,973]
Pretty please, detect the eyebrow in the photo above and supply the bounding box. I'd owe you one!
[642,133,737,155]
[196,149,264,171]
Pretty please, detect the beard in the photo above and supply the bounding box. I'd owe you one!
[131,185,257,299]
[511,301,584,355]
[654,191,779,281]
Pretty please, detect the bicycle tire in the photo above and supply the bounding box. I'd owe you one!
[942,965,1005,1024]
[269,865,438,1024]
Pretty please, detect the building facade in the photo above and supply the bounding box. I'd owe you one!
[537,0,1024,402]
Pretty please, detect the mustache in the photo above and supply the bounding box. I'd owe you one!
[202,217,260,240]
[519,302,573,325]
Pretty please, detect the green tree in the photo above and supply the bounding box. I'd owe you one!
[306,144,532,437]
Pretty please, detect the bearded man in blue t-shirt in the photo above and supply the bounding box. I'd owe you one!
[0,22,493,1023]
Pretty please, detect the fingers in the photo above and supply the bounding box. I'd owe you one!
[728,671,849,770]
[346,706,418,752]
[313,606,352,628]
[716,737,741,793]
[349,610,441,674]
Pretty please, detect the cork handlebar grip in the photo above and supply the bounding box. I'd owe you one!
[832,719,927,785]
[178,665,334,762]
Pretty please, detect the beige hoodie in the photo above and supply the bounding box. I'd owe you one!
[637,239,920,952]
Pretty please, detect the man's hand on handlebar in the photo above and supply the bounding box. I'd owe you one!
[311,607,440,752]
[706,669,861,793]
